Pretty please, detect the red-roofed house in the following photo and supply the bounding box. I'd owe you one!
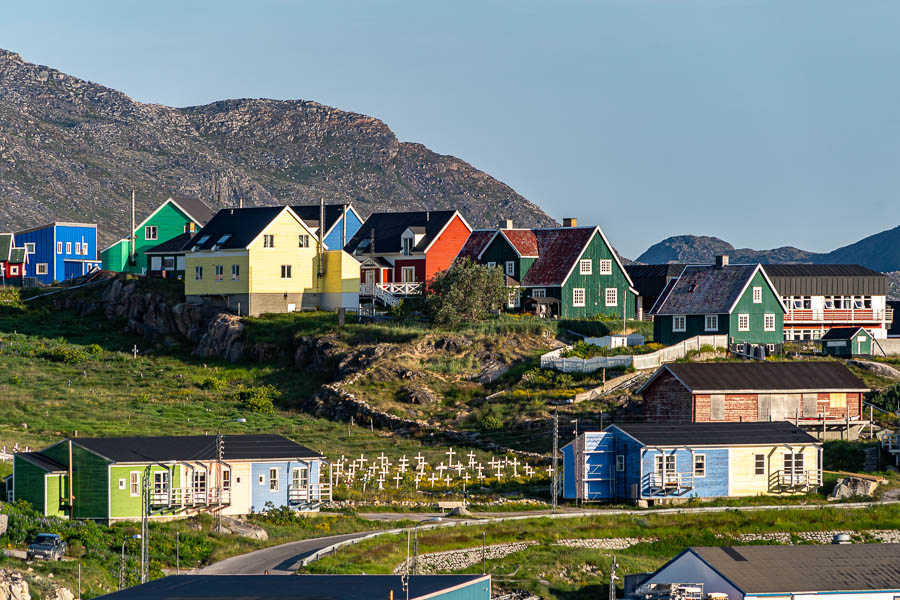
[457,218,637,318]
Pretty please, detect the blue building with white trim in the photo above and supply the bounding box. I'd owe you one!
[291,203,363,250]
[562,422,821,504]
[15,222,101,284]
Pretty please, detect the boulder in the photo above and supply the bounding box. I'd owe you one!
[829,476,880,500]
[0,569,30,600]
[400,386,439,405]
[848,360,900,380]
[220,517,268,541]
[193,314,245,363]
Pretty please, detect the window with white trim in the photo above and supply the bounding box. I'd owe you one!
[616,455,625,472]
[738,314,750,331]
[754,454,765,476]
[222,469,231,491]
[532,288,546,298]
[195,266,203,280]
[163,257,175,270]
[672,315,686,332]
[292,466,309,490]
[281,265,292,279]
[145,226,158,241]
[298,234,310,248]
[694,454,706,477]
[505,261,515,276]
[401,266,416,282]
[36,263,48,275]
[9,266,18,276]
[605,287,617,307]
[24,243,35,254]
[57,242,63,254]
[215,265,224,281]
[65,242,72,254]
[764,314,776,331]
[130,472,140,496]
[153,471,169,495]
[401,237,413,256]
[705,315,718,331]
[232,264,240,281]
[752,286,762,303]
[487,261,496,268]
[118,478,126,490]
[572,288,585,307]
[579,259,592,275]
[263,234,275,248]
[75,242,81,255]
[269,468,279,492]
[599,259,612,275]
[508,288,520,309]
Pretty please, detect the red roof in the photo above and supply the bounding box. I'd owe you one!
[457,230,496,260]
[521,227,595,286]
[501,229,539,257]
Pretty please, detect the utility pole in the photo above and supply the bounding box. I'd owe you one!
[141,466,150,584]
[552,411,559,513]
[609,555,619,600]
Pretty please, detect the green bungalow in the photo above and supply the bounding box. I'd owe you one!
[457,218,637,319]
[650,255,785,353]
[820,326,873,357]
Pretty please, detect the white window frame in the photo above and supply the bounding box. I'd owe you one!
[222,469,232,491]
[704,314,718,332]
[752,286,762,303]
[57,242,63,254]
[487,261,496,268]
[298,234,310,248]
[281,265,292,279]
[599,259,612,275]
[153,471,169,495]
[532,288,546,298]
[672,315,686,332]
[130,472,140,496]
[195,266,203,280]
[118,478,126,490]
[24,243,35,254]
[35,263,48,275]
[764,313,776,331]
[694,454,706,478]
[232,264,240,281]
[572,288,585,307]
[754,454,765,476]
[75,242,81,255]
[401,266,416,283]
[579,259,592,275]
[605,287,617,307]
[292,466,309,490]
[263,234,275,248]
[505,261,515,276]
[163,257,175,270]
[215,264,224,281]
[145,226,158,241]
[192,470,207,494]
[738,313,750,331]
[616,455,625,472]
[258,474,265,486]
[9,266,18,276]
[269,468,279,492]
[507,288,520,309]
[65,242,72,254]
[401,236,413,256]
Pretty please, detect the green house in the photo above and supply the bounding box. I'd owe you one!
[457,220,637,319]
[101,197,214,276]
[820,326,873,357]
[650,256,785,351]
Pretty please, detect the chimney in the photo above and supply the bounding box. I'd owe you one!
[715,255,729,269]
[500,219,513,229]
[563,217,577,228]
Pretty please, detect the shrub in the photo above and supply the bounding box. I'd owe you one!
[87,343,104,356]
[231,385,280,414]
[67,540,86,558]
[479,414,503,430]
[424,258,508,326]
[8,374,23,385]
[44,345,88,364]
[198,377,227,391]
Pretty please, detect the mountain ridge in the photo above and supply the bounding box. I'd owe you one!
[0,48,555,245]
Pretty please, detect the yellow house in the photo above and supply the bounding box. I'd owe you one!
[184,206,359,316]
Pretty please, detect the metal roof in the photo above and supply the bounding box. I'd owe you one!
[626,264,686,298]
[610,421,818,447]
[291,204,355,239]
[0,234,12,260]
[16,452,67,473]
[169,197,216,226]
[645,361,869,393]
[344,210,460,255]
[763,264,887,296]
[183,207,290,251]
[67,434,322,463]
[94,574,490,599]
[688,544,900,594]
[143,232,194,255]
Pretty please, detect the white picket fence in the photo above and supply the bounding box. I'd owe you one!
[540,335,729,373]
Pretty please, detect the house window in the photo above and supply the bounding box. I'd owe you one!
[599,259,612,275]
[192,470,207,494]
[36,264,48,275]
[705,315,718,331]
[195,266,203,280]
[75,242,81,255]
[163,257,175,270]
[269,468,279,492]
[605,288,617,307]
[298,234,310,248]
[145,226,158,241]
[532,288,546,298]
[185,222,196,233]
[401,237,413,256]
[232,264,240,281]
[616,455,625,472]
[292,466,309,490]
[764,314,776,331]
[654,454,676,479]
[754,454,765,476]
[65,242,72,254]
[738,314,750,331]
[153,471,169,495]
[505,261,515,277]
[784,452,804,475]
[130,472,140,496]
[222,469,231,491]
[263,234,275,248]
[672,315,686,332]
[281,265,292,279]
[572,288,585,307]
[694,454,706,477]
[401,266,416,283]
[487,261,496,268]
[258,475,264,485]
[9,266,18,276]
[215,265,224,281]
[119,478,126,490]
[24,243,35,254]
[57,242,63,254]
[752,286,762,303]
[579,259,592,275]
[508,289,520,309]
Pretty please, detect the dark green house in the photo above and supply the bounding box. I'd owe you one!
[650,256,785,351]
[458,219,637,319]
[820,326,873,357]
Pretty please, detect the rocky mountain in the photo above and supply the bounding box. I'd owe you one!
[0,49,554,245]
[887,272,900,301]
[637,226,900,273]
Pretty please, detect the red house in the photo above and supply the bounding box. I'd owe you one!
[345,210,472,301]
[0,233,28,284]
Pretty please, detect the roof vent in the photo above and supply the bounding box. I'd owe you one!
[563,217,577,228]
[832,534,851,545]
[688,283,698,293]
[500,219,513,229]
[230,209,234,215]
[715,255,729,269]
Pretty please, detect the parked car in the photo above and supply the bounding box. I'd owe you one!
[26,533,66,561]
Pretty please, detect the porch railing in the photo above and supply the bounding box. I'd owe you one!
[148,488,232,508]
[771,469,822,489]
[783,308,893,323]
[882,433,900,455]
[648,472,694,493]
[287,482,332,504]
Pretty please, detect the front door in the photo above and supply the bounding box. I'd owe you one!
[401,266,416,283]
[365,269,375,294]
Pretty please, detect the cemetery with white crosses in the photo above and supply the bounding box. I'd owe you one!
[330,447,548,492]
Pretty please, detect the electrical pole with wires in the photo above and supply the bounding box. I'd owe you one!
[552,411,559,513]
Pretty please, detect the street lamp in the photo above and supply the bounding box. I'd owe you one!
[119,534,141,590]
[216,418,247,532]
[412,516,442,576]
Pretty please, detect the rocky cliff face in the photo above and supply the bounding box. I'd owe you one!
[0,48,554,245]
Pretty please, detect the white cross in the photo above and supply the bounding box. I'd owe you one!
[436,462,447,476]
[455,462,465,476]
[508,456,520,477]
[398,456,409,473]
[445,447,456,467]
[546,464,554,476]
[494,462,503,479]
[428,472,439,488]
[524,464,534,477]
[415,453,426,471]
[394,472,403,489]
[377,452,388,466]
[444,474,452,487]
[357,454,368,469]
[463,472,471,485]
[414,472,422,490]
[488,456,500,471]
[476,464,485,480]
[376,474,384,490]
[467,451,476,468]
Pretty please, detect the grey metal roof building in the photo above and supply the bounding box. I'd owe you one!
[66,434,322,463]
[763,264,887,296]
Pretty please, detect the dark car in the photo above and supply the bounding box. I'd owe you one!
[26,533,67,561]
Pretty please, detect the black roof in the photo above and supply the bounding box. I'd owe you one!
[144,232,193,255]
[94,574,490,599]
[183,207,288,251]
[647,361,868,393]
[820,327,868,341]
[344,210,459,255]
[651,264,767,315]
[763,264,887,296]
[625,264,685,297]
[68,434,322,463]
[169,197,216,226]
[291,204,353,236]
[687,544,900,594]
[611,421,818,446]
[16,452,67,473]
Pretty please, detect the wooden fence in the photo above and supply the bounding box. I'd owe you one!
[540,335,729,373]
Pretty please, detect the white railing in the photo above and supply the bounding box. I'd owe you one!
[540,335,729,373]
[773,469,822,489]
[149,488,232,507]
[288,482,332,504]
[648,472,694,492]
[784,308,893,323]
[882,433,900,455]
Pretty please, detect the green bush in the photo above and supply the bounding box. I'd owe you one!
[479,414,503,430]
[424,258,508,326]
[87,343,104,356]
[43,345,88,364]
[231,385,280,414]
[8,374,23,385]
[198,377,227,391]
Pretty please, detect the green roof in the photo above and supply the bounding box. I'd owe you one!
[0,234,12,259]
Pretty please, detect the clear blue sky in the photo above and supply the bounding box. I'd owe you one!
[4,0,900,258]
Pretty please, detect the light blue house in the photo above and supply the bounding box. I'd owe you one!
[291,203,363,250]
[562,422,821,504]
[15,222,101,284]
[250,458,324,513]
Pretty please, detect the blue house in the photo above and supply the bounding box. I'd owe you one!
[291,203,363,250]
[562,422,821,504]
[15,222,101,284]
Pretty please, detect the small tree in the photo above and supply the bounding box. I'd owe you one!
[425,258,508,326]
